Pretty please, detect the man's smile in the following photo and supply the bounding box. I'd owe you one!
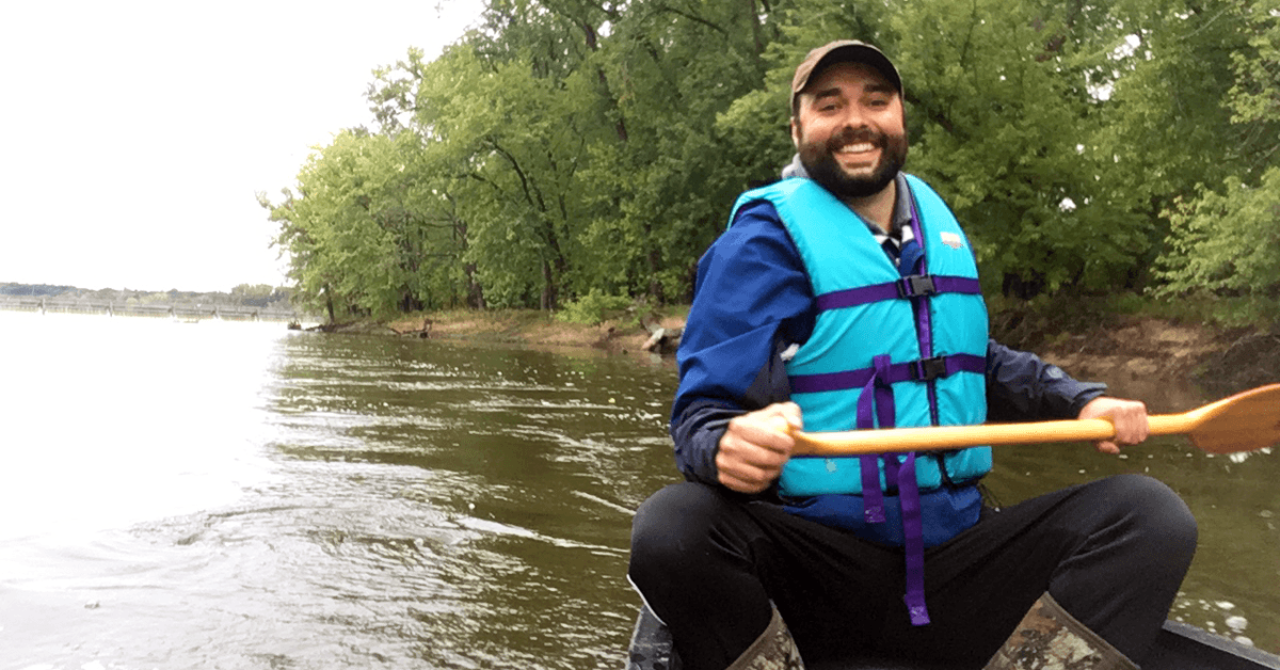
[832,139,881,171]
[835,141,877,155]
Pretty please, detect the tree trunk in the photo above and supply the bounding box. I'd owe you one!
[465,262,486,309]
[541,259,558,311]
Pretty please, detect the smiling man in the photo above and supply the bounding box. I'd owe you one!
[792,60,907,204]
[628,41,1197,670]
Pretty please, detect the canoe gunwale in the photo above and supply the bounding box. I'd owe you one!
[625,605,1280,670]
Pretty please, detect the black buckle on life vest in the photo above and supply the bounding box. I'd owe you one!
[897,274,936,298]
[909,356,948,382]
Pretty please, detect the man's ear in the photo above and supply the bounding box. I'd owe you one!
[790,118,800,149]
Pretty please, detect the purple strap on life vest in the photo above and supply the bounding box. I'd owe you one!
[855,355,895,523]
[789,353,985,395]
[904,200,940,425]
[900,193,933,626]
[858,452,884,523]
[878,452,930,626]
[897,451,930,625]
[814,275,980,312]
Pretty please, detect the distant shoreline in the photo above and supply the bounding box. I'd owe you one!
[0,281,308,322]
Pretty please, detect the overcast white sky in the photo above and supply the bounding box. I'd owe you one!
[1,0,482,293]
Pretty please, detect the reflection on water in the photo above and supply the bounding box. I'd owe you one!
[0,311,1276,668]
[0,312,678,669]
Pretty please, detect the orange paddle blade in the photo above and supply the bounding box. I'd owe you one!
[1169,383,1280,454]
[791,384,1280,456]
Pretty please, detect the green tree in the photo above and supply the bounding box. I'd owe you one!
[407,45,598,309]
[264,0,1277,316]
[1081,0,1258,294]
[575,0,784,303]
[1155,169,1280,296]
[1152,0,1280,317]
[263,131,419,319]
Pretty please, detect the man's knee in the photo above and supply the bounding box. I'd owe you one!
[629,482,738,586]
[1106,474,1198,559]
[631,483,725,555]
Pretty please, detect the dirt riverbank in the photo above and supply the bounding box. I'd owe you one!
[324,309,1277,394]
[371,309,687,355]
[1027,317,1279,395]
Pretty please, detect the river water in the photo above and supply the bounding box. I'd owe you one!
[0,310,1275,668]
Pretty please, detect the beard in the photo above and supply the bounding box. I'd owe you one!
[797,125,908,199]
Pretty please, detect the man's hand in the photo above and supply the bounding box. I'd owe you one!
[716,402,803,493]
[1077,396,1149,455]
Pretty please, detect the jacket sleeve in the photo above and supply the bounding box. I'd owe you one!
[669,201,815,485]
[985,339,1107,422]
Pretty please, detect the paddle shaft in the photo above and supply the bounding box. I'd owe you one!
[792,414,1197,456]
[789,383,1280,456]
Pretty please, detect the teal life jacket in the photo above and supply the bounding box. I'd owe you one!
[726,175,991,497]
[727,173,990,627]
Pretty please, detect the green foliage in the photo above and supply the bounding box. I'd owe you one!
[1226,0,1280,163]
[263,0,1278,318]
[1089,290,1278,329]
[891,0,1169,295]
[1153,168,1280,301]
[555,289,633,325]
[1148,0,1280,323]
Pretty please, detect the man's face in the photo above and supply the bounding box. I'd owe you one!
[791,61,907,199]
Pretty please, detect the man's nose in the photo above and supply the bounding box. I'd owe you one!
[833,103,870,131]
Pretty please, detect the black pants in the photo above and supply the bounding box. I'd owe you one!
[628,475,1196,670]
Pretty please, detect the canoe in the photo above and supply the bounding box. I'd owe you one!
[626,604,1280,670]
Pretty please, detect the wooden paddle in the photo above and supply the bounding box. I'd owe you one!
[791,383,1280,456]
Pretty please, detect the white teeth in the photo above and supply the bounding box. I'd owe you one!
[838,143,875,153]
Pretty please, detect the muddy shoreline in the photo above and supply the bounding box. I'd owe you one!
[315,311,1278,397]
[1030,317,1279,397]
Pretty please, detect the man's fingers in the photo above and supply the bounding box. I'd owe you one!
[725,416,795,456]
[717,425,792,493]
[1116,409,1150,445]
[718,433,790,469]
[715,402,805,494]
[1109,409,1149,446]
[716,442,785,492]
[716,460,774,493]
[774,401,804,430]
[718,470,769,494]
[1079,397,1149,452]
